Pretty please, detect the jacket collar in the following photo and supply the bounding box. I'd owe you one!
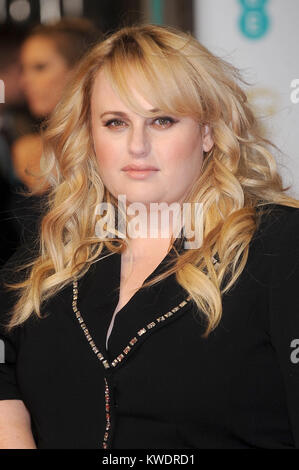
[75,237,192,367]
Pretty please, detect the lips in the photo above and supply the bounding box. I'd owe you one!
[122,165,159,171]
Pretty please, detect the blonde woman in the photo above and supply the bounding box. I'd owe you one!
[0,24,299,449]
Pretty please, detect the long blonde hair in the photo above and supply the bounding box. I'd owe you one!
[3,23,299,336]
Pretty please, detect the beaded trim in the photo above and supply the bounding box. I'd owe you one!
[102,377,110,449]
[72,279,191,370]
[72,279,191,449]
[72,254,219,448]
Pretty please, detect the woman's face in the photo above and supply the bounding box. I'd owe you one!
[20,35,71,117]
[91,69,214,208]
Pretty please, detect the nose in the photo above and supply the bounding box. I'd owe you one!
[128,123,150,157]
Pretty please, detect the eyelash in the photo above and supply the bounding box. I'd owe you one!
[103,117,177,129]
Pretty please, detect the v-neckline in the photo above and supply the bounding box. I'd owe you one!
[74,235,191,361]
[105,244,176,350]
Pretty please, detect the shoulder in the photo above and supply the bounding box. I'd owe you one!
[248,203,299,286]
[252,203,299,254]
[12,133,42,157]
[11,133,43,189]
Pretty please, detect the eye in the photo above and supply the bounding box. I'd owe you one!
[153,117,177,128]
[33,63,48,72]
[103,116,178,129]
[104,119,126,128]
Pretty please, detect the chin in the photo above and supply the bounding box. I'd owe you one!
[30,104,50,118]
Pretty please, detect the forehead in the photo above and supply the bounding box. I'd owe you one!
[21,35,58,60]
[91,68,154,113]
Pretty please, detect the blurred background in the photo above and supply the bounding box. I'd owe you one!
[0,0,298,267]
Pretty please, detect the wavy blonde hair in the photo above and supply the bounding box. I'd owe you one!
[3,23,299,336]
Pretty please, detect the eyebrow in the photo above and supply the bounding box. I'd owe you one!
[100,109,161,119]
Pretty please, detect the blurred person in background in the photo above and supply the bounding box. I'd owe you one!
[12,17,102,192]
[0,26,30,185]
[4,18,102,266]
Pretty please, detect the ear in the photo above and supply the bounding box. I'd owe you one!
[202,124,214,152]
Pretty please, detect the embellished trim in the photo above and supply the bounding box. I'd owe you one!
[72,279,191,449]
[102,377,111,449]
[72,280,191,369]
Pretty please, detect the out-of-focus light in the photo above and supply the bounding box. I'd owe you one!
[0,0,6,23]
[0,80,5,104]
[9,0,30,22]
[40,0,61,24]
[63,0,83,17]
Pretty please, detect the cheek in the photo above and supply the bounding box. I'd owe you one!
[162,135,203,176]
[92,133,119,173]
[50,69,69,93]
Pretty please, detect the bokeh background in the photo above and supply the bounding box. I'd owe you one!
[0,0,298,267]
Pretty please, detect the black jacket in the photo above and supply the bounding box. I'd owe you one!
[0,203,299,449]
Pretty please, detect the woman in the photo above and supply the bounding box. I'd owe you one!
[7,19,102,264]
[0,24,299,449]
[12,18,101,191]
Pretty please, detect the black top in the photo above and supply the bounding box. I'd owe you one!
[0,203,299,449]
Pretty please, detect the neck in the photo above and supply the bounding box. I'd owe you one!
[123,235,173,260]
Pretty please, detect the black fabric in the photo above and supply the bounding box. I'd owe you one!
[0,179,46,268]
[0,203,299,449]
[0,173,19,267]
